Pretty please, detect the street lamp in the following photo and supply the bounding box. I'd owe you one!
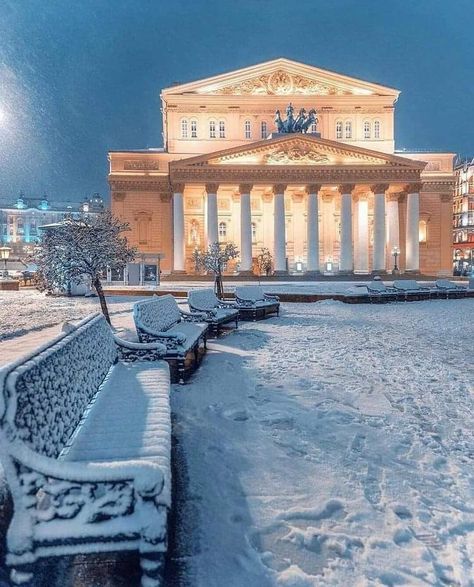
[391,245,400,275]
[0,246,11,279]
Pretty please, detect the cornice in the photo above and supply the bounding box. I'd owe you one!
[109,176,171,192]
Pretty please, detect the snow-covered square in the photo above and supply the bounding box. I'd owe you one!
[0,292,473,586]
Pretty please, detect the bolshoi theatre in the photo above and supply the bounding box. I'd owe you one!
[108,58,454,276]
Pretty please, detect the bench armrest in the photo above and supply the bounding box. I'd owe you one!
[113,335,167,362]
[264,293,280,301]
[179,309,208,322]
[189,304,218,318]
[218,300,238,309]
[136,323,186,345]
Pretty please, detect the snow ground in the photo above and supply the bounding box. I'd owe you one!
[1,292,473,586]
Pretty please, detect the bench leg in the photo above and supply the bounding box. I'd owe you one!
[10,565,34,586]
[178,356,185,385]
[140,551,165,587]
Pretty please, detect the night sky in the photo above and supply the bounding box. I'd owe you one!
[0,0,472,203]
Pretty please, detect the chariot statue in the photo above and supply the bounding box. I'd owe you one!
[274,103,318,134]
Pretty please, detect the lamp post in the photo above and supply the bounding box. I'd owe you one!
[391,246,400,275]
[0,246,11,279]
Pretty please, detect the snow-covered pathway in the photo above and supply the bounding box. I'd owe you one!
[171,300,474,587]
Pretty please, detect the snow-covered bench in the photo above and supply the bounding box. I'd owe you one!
[366,281,398,303]
[187,288,239,335]
[393,280,433,301]
[0,313,171,587]
[435,279,467,299]
[133,294,208,383]
[234,286,280,320]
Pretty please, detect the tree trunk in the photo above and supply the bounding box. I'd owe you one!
[214,273,224,300]
[93,278,111,324]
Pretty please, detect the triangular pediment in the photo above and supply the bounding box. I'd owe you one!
[162,58,399,98]
[172,135,425,170]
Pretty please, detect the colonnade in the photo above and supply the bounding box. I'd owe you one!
[172,182,421,274]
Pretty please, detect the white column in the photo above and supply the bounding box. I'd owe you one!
[406,186,420,272]
[355,194,369,273]
[339,185,354,272]
[386,192,400,268]
[172,186,185,272]
[372,184,388,272]
[306,184,321,272]
[239,183,253,273]
[273,184,287,274]
[205,183,219,247]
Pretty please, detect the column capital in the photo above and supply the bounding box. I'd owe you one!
[306,184,322,194]
[407,182,423,194]
[273,184,287,194]
[173,183,185,194]
[354,193,369,203]
[321,193,334,203]
[238,183,253,194]
[338,183,355,194]
[205,182,219,193]
[370,183,389,194]
[387,191,404,202]
[112,192,126,202]
[440,193,452,203]
[160,192,172,203]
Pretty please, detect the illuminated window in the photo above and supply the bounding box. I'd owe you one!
[374,120,381,139]
[209,120,216,139]
[190,119,197,138]
[345,120,352,139]
[218,221,227,239]
[261,121,267,139]
[311,121,317,133]
[364,121,371,139]
[181,119,188,139]
[251,222,257,242]
[244,120,251,139]
[419,220,427,243]
[336,120,343,139]
[219,120,225,138]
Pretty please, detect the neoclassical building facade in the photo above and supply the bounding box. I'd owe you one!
[109,58,454,275]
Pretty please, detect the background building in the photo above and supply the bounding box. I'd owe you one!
[0,193,104,258]
[453,158,474,275]
[109,58,455,276]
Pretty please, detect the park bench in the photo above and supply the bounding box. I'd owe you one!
[393,279,433,301]
[366,281,398,303]
[133,294,208,383]
[435,279,467,299]
[234,286,280,320]
[0,313,171,587]
[187,288,239,335]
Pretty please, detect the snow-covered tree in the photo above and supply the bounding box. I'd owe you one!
[193,241,239,299]
[256,248,273,276]
[34,211,136,323]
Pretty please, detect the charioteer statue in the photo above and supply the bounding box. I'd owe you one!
[274,103,318,134]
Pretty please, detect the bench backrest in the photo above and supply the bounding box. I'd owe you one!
[367,282,388,293]
[188,288,219,311]
[0,313,116,458]
[235,285,266,301]
[394,280,420,290]
[134,294,181,333]
[436,279,456,289]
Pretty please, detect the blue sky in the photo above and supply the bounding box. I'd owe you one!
[0,0,472,203]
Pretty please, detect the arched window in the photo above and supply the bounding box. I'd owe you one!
[190,119,197,138]
[218,221,227,240]
[244,120,251,139]
[345,120,352,139]
[364,121,371,139]
[209,120,216,139]
[181,119,188,139]
[336,120,343,139]
[261,121,268,139]
[374,120,381,139]
[251,222,257,242]
[219,120,225,138]
[419,220,427,243]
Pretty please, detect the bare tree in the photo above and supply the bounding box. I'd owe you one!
[193,241,239,299]
[34,211,136,323]
[256,247,273,276]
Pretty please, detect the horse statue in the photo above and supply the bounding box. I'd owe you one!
[301,108,318,134]
[293,108,307,133]
[283,103,295,133]
[274,110,285,133]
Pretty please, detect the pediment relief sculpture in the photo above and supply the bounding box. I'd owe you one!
[264,147,330,166]
[208,70,353,96]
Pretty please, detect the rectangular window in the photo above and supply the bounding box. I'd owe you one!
[191,120,197,138]
[261,121,267,139]
[219,120,225,138]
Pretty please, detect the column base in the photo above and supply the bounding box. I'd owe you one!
[273,270,288,276]
[391,269,400,276]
